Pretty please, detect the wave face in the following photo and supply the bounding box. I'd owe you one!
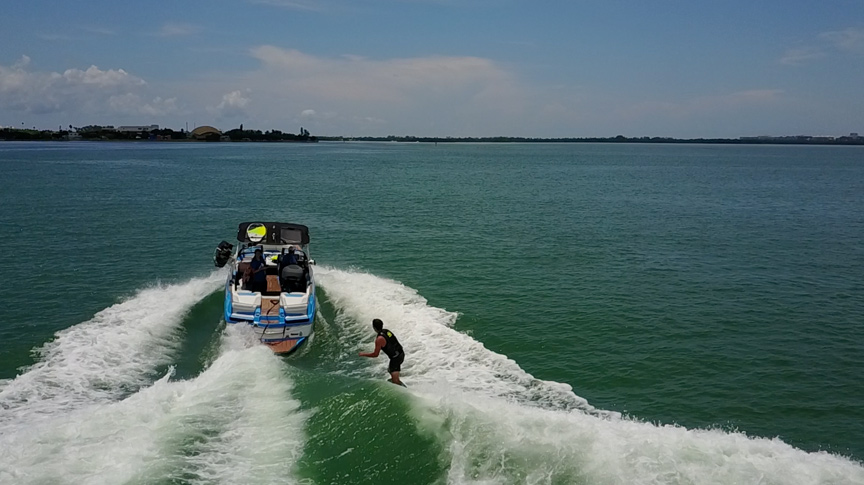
[0,275,308,485]
[316,266,864,485]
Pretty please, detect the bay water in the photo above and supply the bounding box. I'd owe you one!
[0,141,862,484]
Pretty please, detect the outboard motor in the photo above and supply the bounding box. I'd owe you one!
[214,241,234,268]
[280,264,306,293]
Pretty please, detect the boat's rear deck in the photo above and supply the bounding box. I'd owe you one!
[261,297,280,316]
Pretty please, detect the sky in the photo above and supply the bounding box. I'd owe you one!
[0,0,862,138]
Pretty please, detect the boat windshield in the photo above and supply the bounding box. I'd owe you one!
[237,245,308,263]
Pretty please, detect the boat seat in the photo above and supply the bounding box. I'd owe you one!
[235,262,251,287]
[280,264,307,293]
[237,262,250,275]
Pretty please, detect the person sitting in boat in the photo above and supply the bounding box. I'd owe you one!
[281,246,298,267]
[248,248,268,293]
[277,246,298,278]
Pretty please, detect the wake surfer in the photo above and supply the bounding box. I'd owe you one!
[359,318,405,386]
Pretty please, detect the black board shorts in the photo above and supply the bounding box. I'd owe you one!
[388,352,405,373]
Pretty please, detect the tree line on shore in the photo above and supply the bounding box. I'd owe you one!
[0,127,185,141]
[319,134,864,145]
[2,127,861,145]
[0,126,316,142]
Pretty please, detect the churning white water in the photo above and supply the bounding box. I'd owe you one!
[316,266,864,485]
[0,274,308,484]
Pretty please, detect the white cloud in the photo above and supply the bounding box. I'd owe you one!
[249,46,516,103]
[208,90,252,118]
[155,22,202,37]
[722,89,784,103]
[0,57,147,115]
[37,33,73,41]
[230,46,528,135]
[779,47,824,66]
[62,65,145,87]
[5,46,839,138]
[780,27,864,66]
[819,27,864,52]
[13,55,31,69]
[109,94,179,116]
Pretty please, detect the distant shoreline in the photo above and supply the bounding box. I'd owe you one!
[318,135,864,146]
[2,132,862,146]
[0,138,317,143]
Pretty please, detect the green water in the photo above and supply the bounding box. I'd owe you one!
[0,141,862,484]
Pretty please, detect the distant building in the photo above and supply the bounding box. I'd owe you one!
[117,125,159,133]
[190,125,223,141]
[740,135,777,141]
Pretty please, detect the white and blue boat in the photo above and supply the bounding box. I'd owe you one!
[214,222,316,354]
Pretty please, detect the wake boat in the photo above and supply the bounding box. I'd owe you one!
[214,222,316,354]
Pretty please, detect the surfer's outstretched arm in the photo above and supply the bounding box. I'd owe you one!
[359,336,386,358]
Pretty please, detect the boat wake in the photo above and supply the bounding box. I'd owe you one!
[0,274,309,485]
[316,266,864,485]
[0,271,225,422]
[2,267,861,484]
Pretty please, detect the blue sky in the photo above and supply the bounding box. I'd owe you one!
[1,0,862,137]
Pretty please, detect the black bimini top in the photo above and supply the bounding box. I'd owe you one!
[236,222,310,245]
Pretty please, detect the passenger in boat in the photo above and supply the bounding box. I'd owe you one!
[278,246,298,272]
[285,246,298,265]
[359,319,405,386]
[248,248,268,293]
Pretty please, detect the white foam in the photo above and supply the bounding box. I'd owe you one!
[0,271,225,423]
[431,394,864,485]
[316,266,864,484]
[316,266,601,413]
[0,316,308,484]
[151,333,309,485]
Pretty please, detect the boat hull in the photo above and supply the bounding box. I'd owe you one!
[265,337,308,354]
